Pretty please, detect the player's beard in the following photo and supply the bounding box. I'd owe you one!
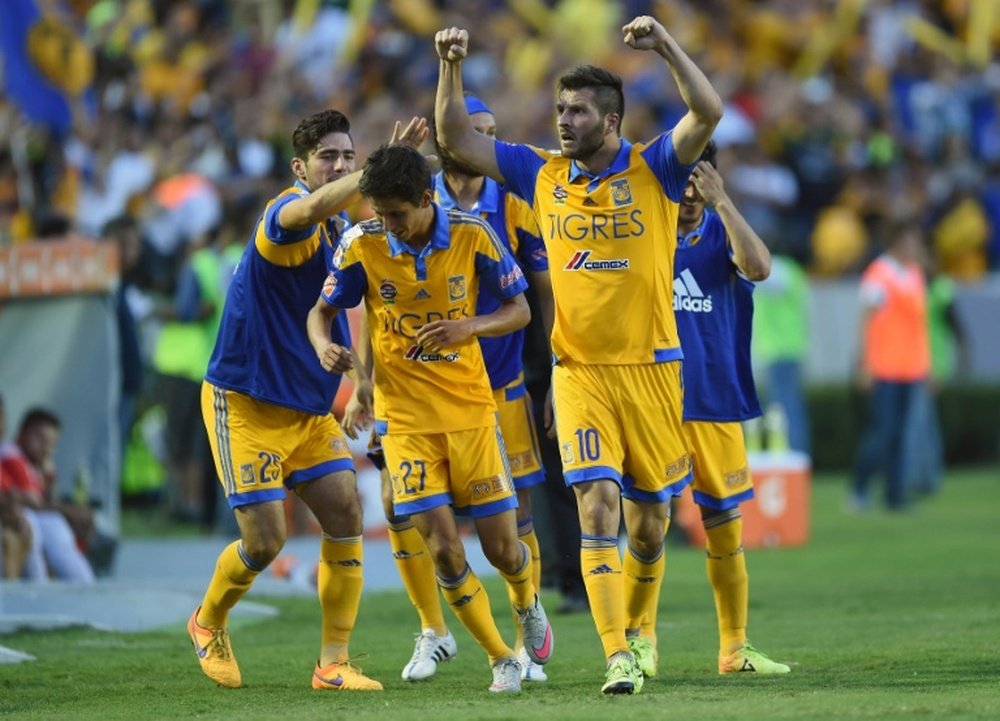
[560,122,606,161]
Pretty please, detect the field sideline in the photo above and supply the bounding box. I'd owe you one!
[1,468,997,720]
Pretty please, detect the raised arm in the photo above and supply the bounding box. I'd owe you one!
[279,117,428,231]
[434,27,505,183]
[690,162,771,281]
[623,15,722,164]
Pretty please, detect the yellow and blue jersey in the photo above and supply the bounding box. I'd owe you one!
[432,172,548,390]
[205,181,351,415]
[495,132,694,365]
[321,203,529,434]
[674,210,761,421]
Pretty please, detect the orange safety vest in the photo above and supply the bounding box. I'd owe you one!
[860,255,930,382]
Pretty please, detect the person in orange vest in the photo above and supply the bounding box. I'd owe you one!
[852,219,932,511]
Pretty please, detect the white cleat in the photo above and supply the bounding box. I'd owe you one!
[489,656,522,693]
[401,630,458,681]
[518,647,548,682]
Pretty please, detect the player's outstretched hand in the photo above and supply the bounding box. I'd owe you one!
[319,342,353,374]
[391,116,429,149]
[435,27,468,63]
[623,15,669,51]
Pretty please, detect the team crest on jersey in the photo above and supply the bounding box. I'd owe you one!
[560,441,576,465]
[552,184,568,205]
[448,275,467,301]
[330,437,348,454]
[322,271,338,295]
[379,280,398,304]
[610,178,633,207]
[240,464,256,485]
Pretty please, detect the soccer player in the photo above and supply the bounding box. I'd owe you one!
[346,99,555,687]
[434,16,722,694]
[630,141,790,678]
[308,143,554,694]
[187,109,427,691]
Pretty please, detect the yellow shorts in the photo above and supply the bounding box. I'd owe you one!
[201,382,354,508]
[494,374,545,490]
[381,423,516,519]
[552,360,692,502]
[682,420,754,511]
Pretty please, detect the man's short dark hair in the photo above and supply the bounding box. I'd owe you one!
[700,139,718,168]
[19,407,61,434]
[359,145,431,206]
[558,65,625,127]
[291,110,352,159]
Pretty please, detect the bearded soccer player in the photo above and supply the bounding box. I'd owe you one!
[434,15,722,694]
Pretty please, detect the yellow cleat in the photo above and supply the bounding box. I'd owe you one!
[187,607,241,688]
[312,661,384,691]
[719,641,790,675]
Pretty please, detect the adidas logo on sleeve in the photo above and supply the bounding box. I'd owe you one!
[673,269,713,312]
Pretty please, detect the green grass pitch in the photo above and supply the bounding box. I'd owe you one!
[1,468,998,720]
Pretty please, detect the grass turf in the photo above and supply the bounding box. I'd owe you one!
[1,468,997,720]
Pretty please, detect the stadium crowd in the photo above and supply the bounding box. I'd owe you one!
[1,0,998,276]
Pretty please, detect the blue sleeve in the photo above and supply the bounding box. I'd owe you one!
[173,264,201,321]
[516,227,548,272]
[475,248,528,301]
[495,141,546,206]
[264,192,314,244]
[639,130,697,203]
[322,261,367,309]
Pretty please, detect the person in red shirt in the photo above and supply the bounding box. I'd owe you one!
[0,408,95,581]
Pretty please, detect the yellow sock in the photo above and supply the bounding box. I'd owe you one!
[389,517,446,635]
[318,535,364,663]
[581,535,627,659]
[639,516,671,640]
[199,541,262,628]
[439,564,512,665]
[623,543,664,637]
[499,540,535,612]
[704,512,748,656]
[518,518,542,593]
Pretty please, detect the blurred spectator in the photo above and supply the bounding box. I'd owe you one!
[0,408,95,582]
[750,254,811,455]
[102,215,146,461]
[0,393,32,579]
[851,220,931,511]
[150,218,241,530]
[912,260,969,497]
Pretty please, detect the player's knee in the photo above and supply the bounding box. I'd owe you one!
[482,534,522,572]
[241,533,285,567]
[428,540,466,578]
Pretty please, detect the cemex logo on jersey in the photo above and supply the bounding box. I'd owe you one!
[564,250,630,271]
[673,269,713,312]
[404,344,460,363]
